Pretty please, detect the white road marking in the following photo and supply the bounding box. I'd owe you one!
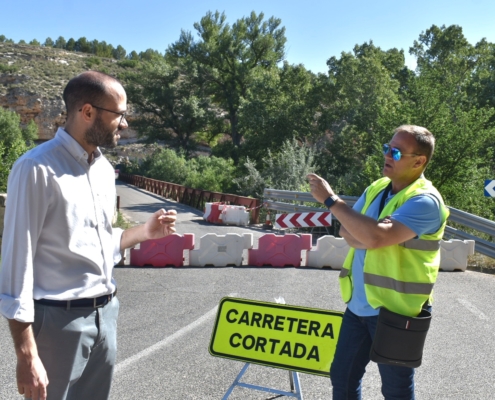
[114,293,237,375]
[457,298,488,320]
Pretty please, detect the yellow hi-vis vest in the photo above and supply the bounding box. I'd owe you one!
[339,177,449,317]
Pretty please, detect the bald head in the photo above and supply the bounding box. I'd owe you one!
[393,125,435,168]
[63,71,123,117]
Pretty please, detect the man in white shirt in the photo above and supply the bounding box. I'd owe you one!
[0,71,177,400]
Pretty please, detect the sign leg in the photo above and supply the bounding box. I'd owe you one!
[222,363,251,400]
[290,371,304,399]
[222,363,304,399]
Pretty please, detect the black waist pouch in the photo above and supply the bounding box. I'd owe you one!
[370,307,431,368]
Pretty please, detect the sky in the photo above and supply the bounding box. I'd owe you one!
[2,0,495,73]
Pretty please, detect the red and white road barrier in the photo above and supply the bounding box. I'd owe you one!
[275,212,332,229]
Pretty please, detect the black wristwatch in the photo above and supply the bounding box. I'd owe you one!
[324,195,340,209]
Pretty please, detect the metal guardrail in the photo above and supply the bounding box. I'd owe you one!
[119,173,261,224]
[263,189,357,215]
[263,189,357,205]
[114,177,495,258]
[263,188,495,259]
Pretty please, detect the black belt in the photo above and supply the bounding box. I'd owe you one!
[34,290,117,310]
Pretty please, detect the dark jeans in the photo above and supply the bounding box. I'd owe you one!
[330,308,415,400]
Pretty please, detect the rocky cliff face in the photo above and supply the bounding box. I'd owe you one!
[0,74,66,139]
[0,43,137,140]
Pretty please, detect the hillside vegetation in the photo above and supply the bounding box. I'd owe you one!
[0,43,127,99]
[1,13,495,224]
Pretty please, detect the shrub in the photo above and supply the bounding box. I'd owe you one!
[234,138,316,197]
[0,63,19,73]
[85,56,101,68]
[0,108,35,191]
[134,148,237,193]
[184,156,236,193]
[117,59,139,69]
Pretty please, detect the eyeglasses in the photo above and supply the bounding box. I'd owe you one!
[382,143,421,161]
[79,104,127,125]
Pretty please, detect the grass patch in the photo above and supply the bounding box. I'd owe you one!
[113,210,133,229]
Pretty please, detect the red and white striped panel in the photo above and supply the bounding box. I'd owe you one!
[275,212,332,229]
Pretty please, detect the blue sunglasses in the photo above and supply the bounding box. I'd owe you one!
[382,143,421,161]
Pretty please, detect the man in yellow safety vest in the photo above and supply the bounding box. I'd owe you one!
[308,125,449,399]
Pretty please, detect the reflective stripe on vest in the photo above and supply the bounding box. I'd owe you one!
[339,239,439,278]
[363,272,434,295]
[399,239,440,251]
[340,268,350,278]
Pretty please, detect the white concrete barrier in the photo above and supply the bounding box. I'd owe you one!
[203,202,224,224]
[189,233,253,267]
[440,239,475,271]
[305,235,350,269]
[221,205,250,226]
[305,236,474,272]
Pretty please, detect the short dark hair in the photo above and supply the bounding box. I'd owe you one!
[394,125,435,167]
[63,71,120,116]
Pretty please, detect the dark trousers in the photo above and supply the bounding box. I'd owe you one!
[28,297,120,400]
[330,308,415,400]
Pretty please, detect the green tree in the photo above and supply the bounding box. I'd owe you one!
[43,37,54,47]
[92,40,114,58]
[313,42,406,194]
[113,45,127,60]
[407,24,495,215]
[18,39,27,45]
[411,25,475,72]
[238,62,318,163]
[324,42,405,137]
[54,36,67,49]
[0,35,6,43]
[0,109,36,192]
[470,43,495,114]
[66,38,76,51]
[75,37,91,53]
[167,11,287,160]
[139,48,162,61]
[128,50,139,60]
[123,57,222,154]
[29,39,41,46]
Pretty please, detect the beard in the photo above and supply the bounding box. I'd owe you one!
[84,115,119,148]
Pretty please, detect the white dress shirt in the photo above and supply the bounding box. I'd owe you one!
[0,128,123,323]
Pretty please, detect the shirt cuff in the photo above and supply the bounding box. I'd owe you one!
[112,227,124,264]
[0,294,34,323]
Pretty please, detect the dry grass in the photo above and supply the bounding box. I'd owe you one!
[467,253,495,274]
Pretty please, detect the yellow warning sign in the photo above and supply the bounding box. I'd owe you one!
[209,297,344,376]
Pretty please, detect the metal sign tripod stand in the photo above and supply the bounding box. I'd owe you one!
[222,362,303,399]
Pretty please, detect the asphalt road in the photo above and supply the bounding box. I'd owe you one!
[1,181,495,399]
